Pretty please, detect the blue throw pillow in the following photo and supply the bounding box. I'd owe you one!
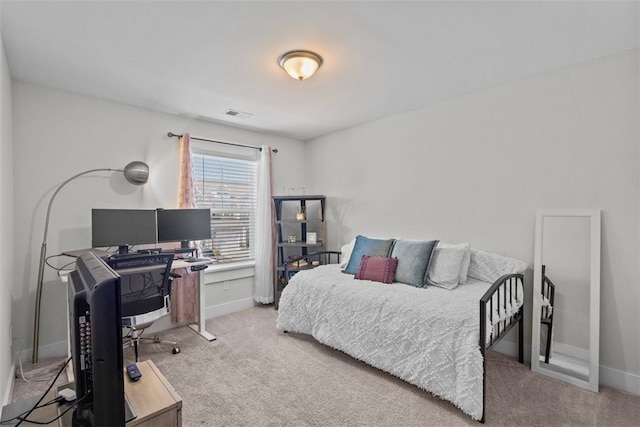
[343,235,396,275]
[390,239,439,287]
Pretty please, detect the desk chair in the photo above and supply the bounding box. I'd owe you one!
[106,253,181,362]
[541,265,556,364]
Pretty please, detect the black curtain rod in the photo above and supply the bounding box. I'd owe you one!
[167,132,278,153]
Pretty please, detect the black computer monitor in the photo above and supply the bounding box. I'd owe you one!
[91,209,157,254]
[156,209,212,248]
[68,251,126,426]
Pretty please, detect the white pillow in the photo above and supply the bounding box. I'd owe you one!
[467,248,528,283]
[452,242,471,283]
[339,238,356,269]
[426,243,470,290]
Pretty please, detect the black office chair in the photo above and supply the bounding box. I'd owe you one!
[106,253,181,362]
[541,265,556,364]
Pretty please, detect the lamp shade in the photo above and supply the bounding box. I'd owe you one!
[123,161,149,185]
[278,50,323,81]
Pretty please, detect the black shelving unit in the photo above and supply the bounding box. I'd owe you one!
[273,195,326,308]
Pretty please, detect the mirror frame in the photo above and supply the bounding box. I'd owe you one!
[532,209,601,392]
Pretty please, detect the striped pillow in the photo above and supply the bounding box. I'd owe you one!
[354,255,398,284]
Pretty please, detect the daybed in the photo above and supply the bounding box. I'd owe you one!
[276,236,527,422]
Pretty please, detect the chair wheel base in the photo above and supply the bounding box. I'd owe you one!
[172,347,180,355]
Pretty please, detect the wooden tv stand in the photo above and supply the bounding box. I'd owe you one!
[120,360,182,426]
[2,360,182,426]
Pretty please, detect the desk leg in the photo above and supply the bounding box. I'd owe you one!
[191,268,216,341]
[189,324,216,341]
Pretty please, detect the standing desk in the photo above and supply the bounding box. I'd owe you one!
[59,253,216,362]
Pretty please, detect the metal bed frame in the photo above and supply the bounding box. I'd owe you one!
[282,251,525,423]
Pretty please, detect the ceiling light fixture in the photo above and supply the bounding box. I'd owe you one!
[278,50,323,81]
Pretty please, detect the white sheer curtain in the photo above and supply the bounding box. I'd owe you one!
[254,145,274,303]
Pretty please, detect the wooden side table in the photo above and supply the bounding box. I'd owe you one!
[124,360,182,427]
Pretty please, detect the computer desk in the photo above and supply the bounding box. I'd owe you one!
[59,253,216,362]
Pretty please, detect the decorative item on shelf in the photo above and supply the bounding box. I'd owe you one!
[288,255,308,269]
[291,260,308,268]
[295,206,306,221]
[288,235,297,243]
[306,232,317,244]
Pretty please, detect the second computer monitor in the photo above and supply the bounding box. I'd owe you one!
[156,209,212,248]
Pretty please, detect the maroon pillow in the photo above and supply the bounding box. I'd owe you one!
[354,255,398,284]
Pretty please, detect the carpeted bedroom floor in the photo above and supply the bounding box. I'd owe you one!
[10,305,640,426]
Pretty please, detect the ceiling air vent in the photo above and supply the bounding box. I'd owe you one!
[223,109,253,119]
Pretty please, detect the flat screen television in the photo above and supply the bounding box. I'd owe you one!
[68,251,129,426]
[156,208,212,248]
[91,209,157,254]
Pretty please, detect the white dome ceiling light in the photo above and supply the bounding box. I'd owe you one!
[278,50,323,81]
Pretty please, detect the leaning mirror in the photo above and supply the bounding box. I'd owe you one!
[532,209,601,392]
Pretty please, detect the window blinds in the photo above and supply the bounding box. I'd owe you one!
[191,153,257,261]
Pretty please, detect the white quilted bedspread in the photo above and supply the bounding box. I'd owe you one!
[276,265,507,420]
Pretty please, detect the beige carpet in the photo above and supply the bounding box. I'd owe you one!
[11,306,640,426]
[137,306,640,427]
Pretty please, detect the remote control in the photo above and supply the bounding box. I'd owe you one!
[127,364,142,381]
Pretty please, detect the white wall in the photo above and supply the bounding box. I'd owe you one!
[0,35,16,405]
[11,81,306,360]
[305,49,639,388]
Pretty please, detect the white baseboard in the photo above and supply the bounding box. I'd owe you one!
[491,337,531,361]
[204,297,256,320]
[551,342,590,361]
[2,360,15,406]
[16,340,68,367]
[491,338,639,395]
[600,364,640,395]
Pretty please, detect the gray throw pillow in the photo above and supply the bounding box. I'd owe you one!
[391,239,439,287]
[342,235,395,274]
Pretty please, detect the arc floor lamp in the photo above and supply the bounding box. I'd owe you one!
[32,160,150,364]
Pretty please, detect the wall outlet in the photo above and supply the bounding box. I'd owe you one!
[223,281,231,291]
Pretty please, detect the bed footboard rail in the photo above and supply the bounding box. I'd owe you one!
[479,273,525,354]
[478,273,525,423]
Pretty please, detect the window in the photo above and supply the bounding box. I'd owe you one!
[191,151,257,262]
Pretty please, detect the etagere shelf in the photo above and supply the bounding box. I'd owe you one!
[273,195,326,309]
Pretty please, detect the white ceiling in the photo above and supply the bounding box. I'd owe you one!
[1,1,638,141]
